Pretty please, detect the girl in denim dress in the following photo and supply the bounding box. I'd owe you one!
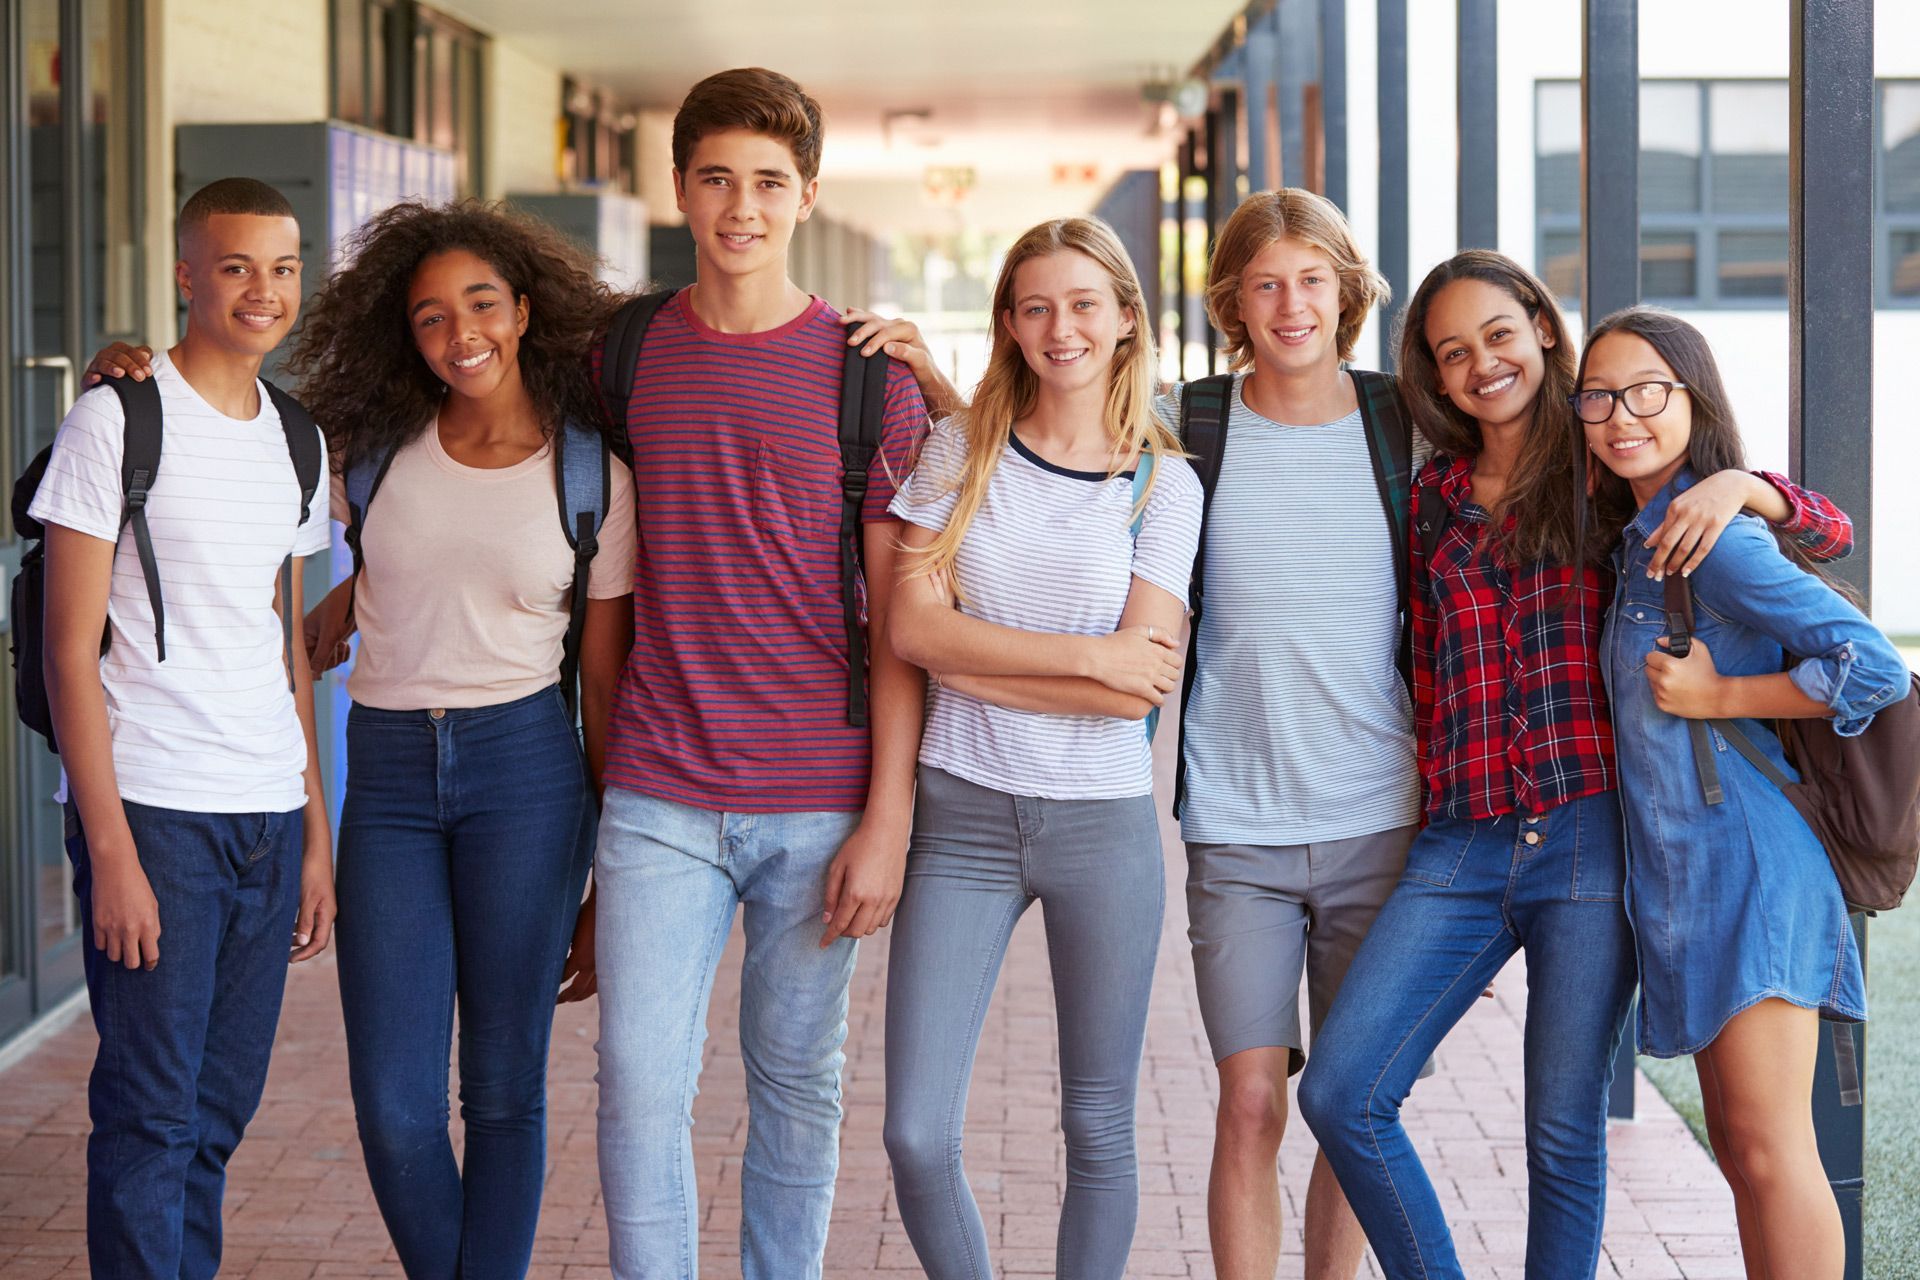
[1580,307,1908,1280]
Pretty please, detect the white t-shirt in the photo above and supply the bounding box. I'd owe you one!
[28,352,331,814]
[328,420,637,710]
[889,416,1203,800]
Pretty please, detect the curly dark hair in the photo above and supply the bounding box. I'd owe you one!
[285,199,629,469]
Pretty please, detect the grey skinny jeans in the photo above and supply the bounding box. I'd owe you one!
[882,766,1165,1280]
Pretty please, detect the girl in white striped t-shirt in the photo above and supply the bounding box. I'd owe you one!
[882,216,1202,1280]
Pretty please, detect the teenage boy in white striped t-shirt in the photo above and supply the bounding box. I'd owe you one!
[33,179,334,1279]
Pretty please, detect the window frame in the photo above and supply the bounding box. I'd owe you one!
[1536,75,1920,310]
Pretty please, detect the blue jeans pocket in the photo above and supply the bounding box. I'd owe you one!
[1569,792,1627,902]
[1400,819,1476,888]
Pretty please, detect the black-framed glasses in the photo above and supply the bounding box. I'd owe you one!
[1568,381,1689,424]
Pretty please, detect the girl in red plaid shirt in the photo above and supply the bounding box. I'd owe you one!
[1297,250,1852,1280]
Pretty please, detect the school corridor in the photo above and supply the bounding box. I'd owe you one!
[0,722,1738,1280]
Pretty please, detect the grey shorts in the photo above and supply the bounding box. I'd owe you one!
[1185,823,1420,1072]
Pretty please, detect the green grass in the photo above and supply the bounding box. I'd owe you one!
[1635,908,1919,1274]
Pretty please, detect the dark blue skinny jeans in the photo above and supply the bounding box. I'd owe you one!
[66,799,303,1280]
[1296,790,1638,1280]
[335,686,594,1280]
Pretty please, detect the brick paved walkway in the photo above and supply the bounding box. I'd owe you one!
[0,733,1739,1278]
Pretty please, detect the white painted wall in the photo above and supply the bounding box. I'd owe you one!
[1358,0,1920,630]
[485,40,563,198]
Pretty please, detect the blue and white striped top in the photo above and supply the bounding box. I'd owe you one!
[890,416,1203,800]
[1174,374,1424,844]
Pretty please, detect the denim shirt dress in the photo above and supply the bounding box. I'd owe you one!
[1601,470,1910,1057]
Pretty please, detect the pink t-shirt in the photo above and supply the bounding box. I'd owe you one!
[590,293,927,812]
[331,421,637,710]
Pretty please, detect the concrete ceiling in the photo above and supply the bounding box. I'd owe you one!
[441,0,1245,232]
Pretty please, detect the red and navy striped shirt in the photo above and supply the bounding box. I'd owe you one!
[1410,457,1851,820]
[592,293,928,812]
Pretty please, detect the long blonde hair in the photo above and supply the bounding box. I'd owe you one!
[906,216,1179,586]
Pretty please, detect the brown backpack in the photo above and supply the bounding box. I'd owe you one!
[1663,575,1920,913]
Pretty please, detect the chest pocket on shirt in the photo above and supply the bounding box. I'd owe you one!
[1613,595,1668,673]
[752,440,824,539]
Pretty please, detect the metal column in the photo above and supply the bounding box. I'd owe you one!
[1581,0,1640,1122]
[1319,0,1347,210]
[1206,94,1241,372]
[1790,5,1874,1273]
[1376,0,1408,369]
[1174,129,1197,373]
[1457,0,1498,249]
[1243,13,1278,192]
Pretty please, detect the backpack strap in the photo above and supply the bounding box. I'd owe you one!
[838,342,893,728]
[1663,575,1729,807]
[1129,449,1160,742]
[1352,369,1416,693]
[262,380,323,691]
[555,418,611,722]
[1171,374,1232,819]
[340,441,401,667]
[107,376,166,663]
[599,289,678,435]
[1414,474,1451,575]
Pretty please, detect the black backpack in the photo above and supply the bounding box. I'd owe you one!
[1170,369,1416,817]
[10,374,323,753]
[597,288,893,727]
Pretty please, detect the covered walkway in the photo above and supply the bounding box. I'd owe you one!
[0,730,1736,1279]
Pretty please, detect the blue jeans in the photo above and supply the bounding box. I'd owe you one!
[882,768,1164,1280]
[65,799,303,1280]
[1296,790,1638,1280]
[334,687,594,1280]
[592,785,862,1280]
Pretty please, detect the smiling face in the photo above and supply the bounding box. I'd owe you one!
[1000,249,1135,398]
[1423,276,1556,434]
[175,212,303,358]
[406,248,530,402]
[1237,236,1343,378]
[674,127,818,284]
[1578,330,1694,505]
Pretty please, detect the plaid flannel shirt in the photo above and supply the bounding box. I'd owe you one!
[1410,458,1853,821]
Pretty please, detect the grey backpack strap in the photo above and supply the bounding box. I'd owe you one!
[556,419,610,721]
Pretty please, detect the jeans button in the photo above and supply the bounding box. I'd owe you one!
[429,708,446,720]
[1523,831,1542,846]
[1524,815,1540,825]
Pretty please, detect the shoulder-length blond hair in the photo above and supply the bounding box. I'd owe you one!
[906,216,1180,585]
[1205,188,1388,370]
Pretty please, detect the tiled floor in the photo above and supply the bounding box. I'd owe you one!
[0,735,1740,1278]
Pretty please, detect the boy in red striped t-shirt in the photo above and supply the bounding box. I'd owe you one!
[572,67,927,1279]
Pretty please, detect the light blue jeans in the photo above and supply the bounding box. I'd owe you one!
[592,785,861,1280]
[882,767,1165,1280]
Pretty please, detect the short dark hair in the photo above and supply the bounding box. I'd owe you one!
[177,178,296,247]
[671,68,824,184]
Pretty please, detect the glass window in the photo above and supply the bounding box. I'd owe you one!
[1718,230,1789,299]
[1537,82,1581,219]
[1641,231,1697,300]
[1709,83,1788,214]
[1891,230,1920,299]
[333,0,365,122]
[1541,229,1582,305]
[1641,83,1701,214]
[1886,83,1920,215]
